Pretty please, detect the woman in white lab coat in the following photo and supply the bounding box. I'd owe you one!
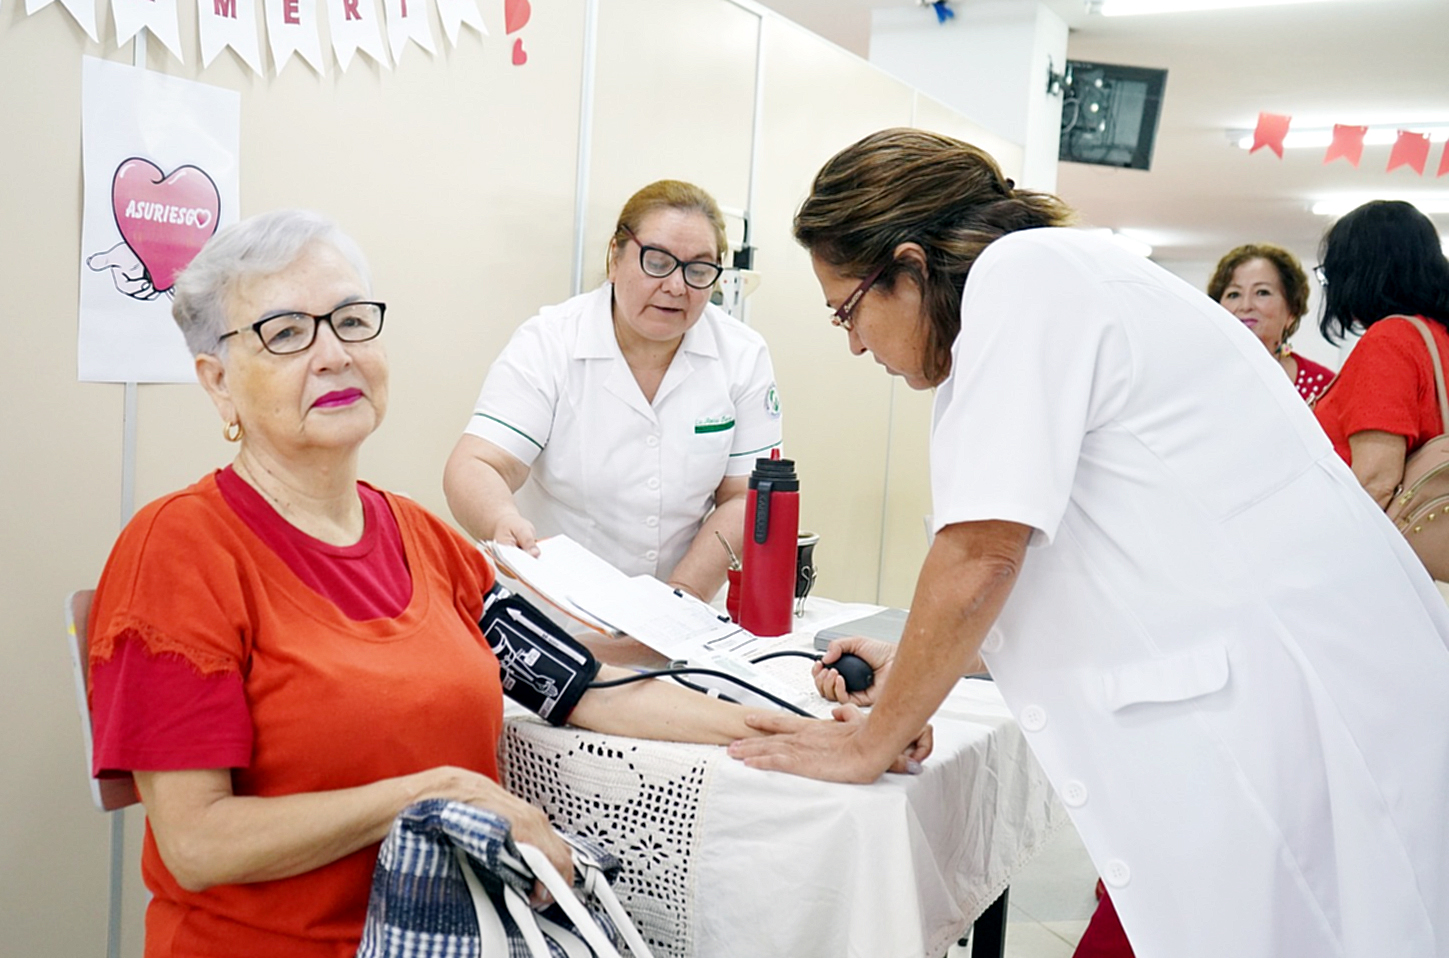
[729,129,1449,958]
[444,180,781,606]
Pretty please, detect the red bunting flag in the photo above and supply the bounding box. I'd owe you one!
[1251,112,1291,158]
[1438,142,1449,178]
[1324,124,1367,167]
[1388,130,1431,175]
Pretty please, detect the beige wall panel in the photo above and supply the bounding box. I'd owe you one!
[750,17,914,604]
[914,91,1025,179]
[873,94,1029,608]
[583,0,759,286]
[876,381,937,608]
[0,9,139,958]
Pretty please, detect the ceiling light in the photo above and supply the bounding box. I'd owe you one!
[1310,196,1449,217]
[1093,0,1390,15]
[1081,228,1154,258]
[1231,125,1449,151]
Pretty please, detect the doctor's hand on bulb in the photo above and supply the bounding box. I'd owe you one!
[814,636,897,707]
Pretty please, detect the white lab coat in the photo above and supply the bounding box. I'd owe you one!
[931,229,1449,957]
[465,284,781,579]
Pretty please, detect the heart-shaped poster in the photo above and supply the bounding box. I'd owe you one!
[504,0,530,34]
[111,158,221,293]
[512,37,528,65]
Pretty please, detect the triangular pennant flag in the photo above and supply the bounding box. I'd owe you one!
[383,0,435,64]
[503,0,528,33]
[1323,124,1367,167]
[1438,142,1449,179]
[199,0,265,75]
[435,0,487,47]
[111,0,186,62]
[327,0,390,70]
[1387,130,1430,175]
[27,0,99,42]
[1251,112,1291,158]
[263,0,327,75]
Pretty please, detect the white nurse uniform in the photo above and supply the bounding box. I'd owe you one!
[931,229,1449,958]
[465,284,782,579]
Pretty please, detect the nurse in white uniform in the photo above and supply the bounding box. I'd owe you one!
[444,180,781,606]
[730,129,1449,958]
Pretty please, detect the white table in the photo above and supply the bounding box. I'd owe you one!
[500,600,1067,958]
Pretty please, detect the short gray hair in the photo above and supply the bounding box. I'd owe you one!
[171,209,372,356]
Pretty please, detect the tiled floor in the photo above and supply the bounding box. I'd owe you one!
[948,820,1098,958]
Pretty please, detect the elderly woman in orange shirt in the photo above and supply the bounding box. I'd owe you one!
[86,209,928,958]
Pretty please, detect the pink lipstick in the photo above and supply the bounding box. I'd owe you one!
[313,388,363,408]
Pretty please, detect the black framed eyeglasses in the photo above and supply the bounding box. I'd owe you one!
[216,301,387,355]
[621,225,724,289]
[831,262,888,331]
[1312,264,1327,286]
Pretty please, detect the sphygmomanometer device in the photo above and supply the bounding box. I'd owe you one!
[480,585,600,725]
[481,585,875,725]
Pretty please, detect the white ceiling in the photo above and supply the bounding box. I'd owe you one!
[752,0,1449,268]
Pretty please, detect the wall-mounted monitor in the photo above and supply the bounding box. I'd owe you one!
[1058,61,1168,171]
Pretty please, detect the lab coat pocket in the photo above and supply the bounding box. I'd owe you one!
[1102,644,1230,712]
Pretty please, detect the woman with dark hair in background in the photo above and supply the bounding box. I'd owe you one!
[1208,242,1334,402]
[1313,199,1449,509]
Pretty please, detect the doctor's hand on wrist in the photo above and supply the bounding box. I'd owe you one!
[492,514,540,557]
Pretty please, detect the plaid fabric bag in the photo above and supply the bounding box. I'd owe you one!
[357,798,654,958]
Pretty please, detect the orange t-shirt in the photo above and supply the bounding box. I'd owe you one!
[88,473,501,958]
[1314,315,1449,463]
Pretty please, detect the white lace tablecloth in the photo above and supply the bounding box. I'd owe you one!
[500,600,1067,958]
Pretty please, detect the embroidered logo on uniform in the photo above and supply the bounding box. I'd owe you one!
[695,416,736,434]
[764,384,781,419]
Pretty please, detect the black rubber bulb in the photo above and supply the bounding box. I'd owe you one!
[828,653,875,694]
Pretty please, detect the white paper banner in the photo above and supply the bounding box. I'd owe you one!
[111,0,185,62]
[327,0,390,71]
[26,0,99,42]
[199,0,265,76]
[383,0,435,64]
[264,0,327,76]
[78,57,241,383]
[434,0,486,48]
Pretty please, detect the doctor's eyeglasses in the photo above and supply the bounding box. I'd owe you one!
[217,301,387,355]
[830,262,888,332]
[621,225,724,289]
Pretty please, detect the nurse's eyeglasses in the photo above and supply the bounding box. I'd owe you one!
[621,225,724,289]
[216,301,387,355]
[830,262,888,332]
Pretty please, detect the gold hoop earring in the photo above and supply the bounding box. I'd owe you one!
[223,420,243,443]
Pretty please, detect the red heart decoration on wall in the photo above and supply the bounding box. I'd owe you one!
[512,37,528,65]
[504,0,530,33]
[110,158,221,293]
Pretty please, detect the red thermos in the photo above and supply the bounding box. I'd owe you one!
[739,458,799,637]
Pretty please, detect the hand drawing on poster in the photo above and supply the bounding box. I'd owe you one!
[79,57,240,383]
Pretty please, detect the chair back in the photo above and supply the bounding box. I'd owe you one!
[65,590,139,811]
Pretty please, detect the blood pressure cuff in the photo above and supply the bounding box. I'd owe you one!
[480,586,600,726]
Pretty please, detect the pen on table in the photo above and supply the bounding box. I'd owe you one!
[715,531,742,571]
